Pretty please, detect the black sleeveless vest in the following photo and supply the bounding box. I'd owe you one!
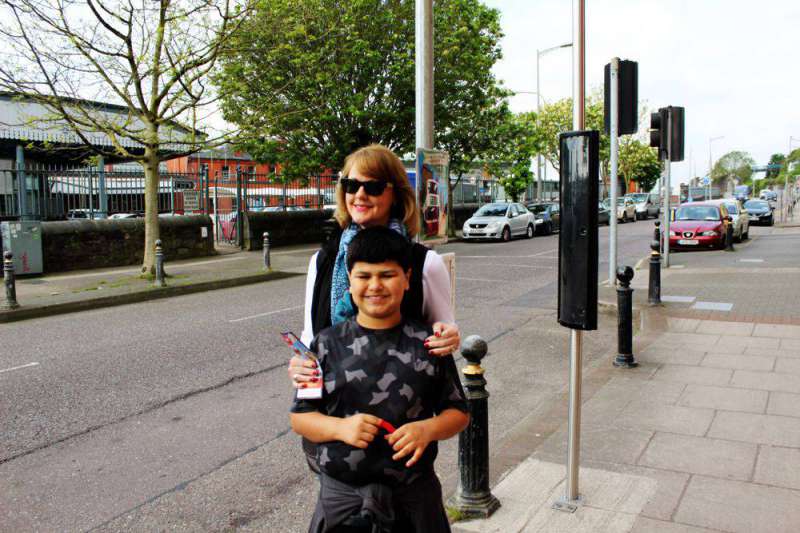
[310,228,429,337]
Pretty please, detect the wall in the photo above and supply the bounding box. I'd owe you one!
[452,204,480,230]
[243,209,337,250]
[40,215,214,273]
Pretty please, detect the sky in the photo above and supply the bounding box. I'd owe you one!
[482,0,800,186]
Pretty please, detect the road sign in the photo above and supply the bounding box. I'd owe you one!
[703,176,710,185]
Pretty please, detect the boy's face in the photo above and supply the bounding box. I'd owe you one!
[348,260,410,323]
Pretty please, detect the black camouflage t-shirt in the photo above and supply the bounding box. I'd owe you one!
[291,317,468,487]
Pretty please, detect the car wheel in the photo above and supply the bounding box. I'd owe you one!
[501,226,511,242]
[735,230,742,243]
[768,217,774,226]
[526,224,535,239]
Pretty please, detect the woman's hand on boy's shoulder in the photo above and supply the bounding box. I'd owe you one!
[424,322,460,357]
[386,420,433,467]
[336,414,381,449]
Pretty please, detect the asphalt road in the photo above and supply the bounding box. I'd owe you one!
[0,217,655,532]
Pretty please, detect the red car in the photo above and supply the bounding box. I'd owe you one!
[669,202,731,250]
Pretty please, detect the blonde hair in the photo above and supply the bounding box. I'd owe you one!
[334,144,420,237]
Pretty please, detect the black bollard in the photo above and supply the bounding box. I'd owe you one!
[263,231,271,270]
[154,239,166,287]
[725,220,735,252]
[614,266,637,368]
[448,335,501,519]
[653,220,662,253]
[648,239,661,305]
[3,251,19,310]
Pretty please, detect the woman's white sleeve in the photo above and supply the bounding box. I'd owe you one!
[421,251,455,324]
[300,252,319,346]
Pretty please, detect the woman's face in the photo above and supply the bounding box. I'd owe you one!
[345,166,394,228]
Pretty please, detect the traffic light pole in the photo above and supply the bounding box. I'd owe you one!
[663,111,672,268]
[608,58,619,285]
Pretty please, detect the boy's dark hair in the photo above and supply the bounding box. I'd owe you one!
[347,226,412,272]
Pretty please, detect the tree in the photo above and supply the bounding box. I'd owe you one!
[488,111,538,202]
[710,151,755,186]
[216,0,506,181]
[0,0,251,274]
[766,153,786,180]
[618,138,662,193]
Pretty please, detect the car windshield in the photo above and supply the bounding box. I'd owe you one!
[474,204,508,217]
[528,204,548,214]
[745,200,768,209]
[616,198,627,205]
[724,203,739,214]
[627,194,648,202]
[675,206,720,221]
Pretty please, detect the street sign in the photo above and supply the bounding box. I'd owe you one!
[703,176,710,185]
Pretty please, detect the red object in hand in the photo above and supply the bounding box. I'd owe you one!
[379,420,396,434]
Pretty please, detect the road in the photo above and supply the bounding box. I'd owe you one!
[0,218,655,531]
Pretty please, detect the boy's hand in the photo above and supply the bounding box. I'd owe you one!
[337,414,381,449]
[386,420,433,467]
[425,322,460,357]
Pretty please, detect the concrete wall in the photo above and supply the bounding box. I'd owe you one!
[243,209,336,250]
[40,215,214,273]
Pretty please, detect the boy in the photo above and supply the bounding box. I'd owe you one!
[290,226,469,533]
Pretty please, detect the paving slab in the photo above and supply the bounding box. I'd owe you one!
[638,432,757,481]
[454,459,656,533]
[754,445,800,490]
[708,411,800,447]
[730,370,800,394]
[665,318,700,333]
[744,346,800,358]
[753,323,800,339]
[538,425,654,466]
[774,357,800,375]
[678,384,768,414]
[695,320,754,336]
[651,364,733,386]
[700,353,775,372]
[615,402,715,436]
[649,332,721,349]
[674,475,800,533]
[631,516,717,532]
[717,335,780,351]
[766,392,800,418]
[637,348,705,366]
[781,338,800,351]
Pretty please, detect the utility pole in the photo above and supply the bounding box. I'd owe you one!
[536,42,572,200]
[416,0,433,151]
[608,58,619,285]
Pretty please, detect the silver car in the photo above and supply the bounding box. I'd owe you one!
[707,198,749,241]
[625,192,660,220]
[462,202,537,241]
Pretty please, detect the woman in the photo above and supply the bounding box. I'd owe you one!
[289,144,460,388]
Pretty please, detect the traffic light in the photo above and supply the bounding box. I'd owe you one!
[649,108,668,160]
[604,60,638,136]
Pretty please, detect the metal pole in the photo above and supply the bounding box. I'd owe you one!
[3,251,20,310]
[97,156,108,218]
[154,239,166,287]
[15,145,29,221]
[663,109,672,268]
[263,231,271,270]
[537,50,543,201]
[566,0,585,506]
[608,58,619,285]
[614,266,637,368]
[415,0,434,150]
[648,237,662,305]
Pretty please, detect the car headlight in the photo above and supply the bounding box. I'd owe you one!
[670,231,679,236]
[700,231,718,236]
[535,218,544,224]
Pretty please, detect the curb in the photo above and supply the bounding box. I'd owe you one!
[0,271,301,324]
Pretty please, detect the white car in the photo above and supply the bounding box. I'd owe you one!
[462,202,537,241]
[625,192,660,220]
[603,197,637,223]
[707,198,749,241]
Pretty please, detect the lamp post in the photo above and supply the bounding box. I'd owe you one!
[536,42,572,200]
[707,136,724,200]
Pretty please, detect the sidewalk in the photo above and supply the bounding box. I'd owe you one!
[1,243,317,323]
[455,222,800,532]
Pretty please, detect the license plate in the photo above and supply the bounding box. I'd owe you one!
[750,216,759,221]
[470,231,484,236]
[678,239,698,245]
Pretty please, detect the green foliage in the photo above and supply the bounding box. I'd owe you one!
[766,153,786,180]
[216,0,506,180]
[618,138,662,193]
[488,112,538,202]
[710,151,755,186]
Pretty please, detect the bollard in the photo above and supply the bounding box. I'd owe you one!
[648,239,661,305]
[653,220,662,253]
[725,221,735,252]
[154,240,166,287]
[262,231,271,270]
[448,335,501,519]
[614,266,637,368]
[3,251,20,310]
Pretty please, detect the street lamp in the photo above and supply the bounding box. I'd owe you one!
[536,42,572,200]
[707,135,724,200]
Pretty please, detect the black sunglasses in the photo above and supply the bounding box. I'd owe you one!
[340,177,393,196]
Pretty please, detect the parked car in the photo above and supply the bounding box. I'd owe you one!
[743,199,774,226]
[625,192,660,220]
[734,185,751,203]
[66,208,105,220]
[526,202,560,234]
[669,202,731,250]
[603,197,637,223]
[462,202,536,241]
[109,212,140,219]
[760,189,779,209]
[597,201,611,225]
[707,199,749,241]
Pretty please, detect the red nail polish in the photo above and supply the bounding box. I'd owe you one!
[435,332,441,337]
[311,377,319,383]
[301,383,307,389]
